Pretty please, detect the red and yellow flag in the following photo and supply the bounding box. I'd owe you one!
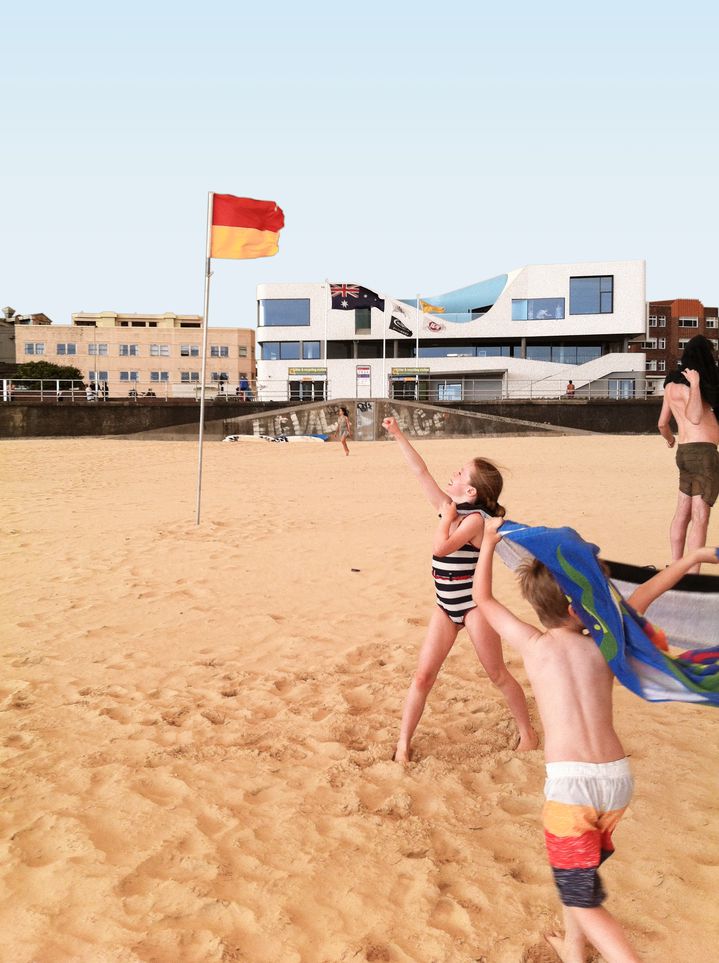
[210,194,285,259]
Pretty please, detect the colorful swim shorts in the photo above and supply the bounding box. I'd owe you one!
[543,758,633,908]
[676,442,719,507]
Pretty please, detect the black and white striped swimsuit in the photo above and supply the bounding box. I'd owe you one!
[432,504,488,625]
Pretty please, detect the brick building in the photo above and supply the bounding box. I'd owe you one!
[630,298,719,394]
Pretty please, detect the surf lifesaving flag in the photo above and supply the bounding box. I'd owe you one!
[210,194,285,259]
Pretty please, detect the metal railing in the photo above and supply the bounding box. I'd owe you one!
[2,376,658,405]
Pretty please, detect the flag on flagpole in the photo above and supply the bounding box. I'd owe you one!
[330,283,385,311]
[419,299,445,314]
[210,194,285,259]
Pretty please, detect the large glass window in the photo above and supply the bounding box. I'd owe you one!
[570,276,614,315]
[437,383,462,401]
[512,298,565,321]
[525,344,602,364]
[303,341,321,360]
[327,341,353,359]
[258,299,311,326]
[355,308,371,333]
[357,341,383,358]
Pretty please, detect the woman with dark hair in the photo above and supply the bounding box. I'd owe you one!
[658,335,719,570]
[335,405,352,456]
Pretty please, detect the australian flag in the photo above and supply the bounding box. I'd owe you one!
[330,283,385,312]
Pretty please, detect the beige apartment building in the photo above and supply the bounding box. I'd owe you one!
[15,311,255,397]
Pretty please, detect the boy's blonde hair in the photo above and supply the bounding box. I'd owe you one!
[516,558,570,628]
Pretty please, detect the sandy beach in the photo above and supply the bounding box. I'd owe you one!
[1,434,718,963]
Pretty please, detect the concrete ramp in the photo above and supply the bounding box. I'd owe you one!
[221,398,595,442]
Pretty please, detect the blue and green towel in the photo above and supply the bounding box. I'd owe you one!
[495,520,719,707]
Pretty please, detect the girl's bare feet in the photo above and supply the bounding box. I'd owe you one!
[544,930,585,963]
[517,726,540,751]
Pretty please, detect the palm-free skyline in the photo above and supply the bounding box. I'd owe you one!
[3,1,718,327]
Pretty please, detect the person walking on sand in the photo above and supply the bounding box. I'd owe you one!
[382,416,537,764]
[658,335,719,570]
[475,517,719,963]
[336,406,352,456]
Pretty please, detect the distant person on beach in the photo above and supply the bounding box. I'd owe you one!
[658,335,719,570]
[474,517,719,963]
[381,416,537,763]
[85,384,96,402]
[566,380,576,399]
[336,406,352,456]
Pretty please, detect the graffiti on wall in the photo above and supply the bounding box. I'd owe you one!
[382,403,450,437]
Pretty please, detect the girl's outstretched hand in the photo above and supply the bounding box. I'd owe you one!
[382,417,400,435]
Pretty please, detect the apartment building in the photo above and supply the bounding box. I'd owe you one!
[15,311,255,396]
[630,299,719,394]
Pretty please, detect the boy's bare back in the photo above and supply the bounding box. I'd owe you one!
[520,627,625,764]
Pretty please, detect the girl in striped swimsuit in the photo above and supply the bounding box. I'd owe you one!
[382,417,537,764]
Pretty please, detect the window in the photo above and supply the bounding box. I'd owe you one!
[239,346,248,357]
[437,382,462,402]
[88,343,108,355]
[511,298,565,321]
[355,308,371,333]
[646,360,657,371]
[658,361,666,371]
[280,342,301,360]
[678,339,689,348]
[649,315,667,327]
[639,341,657,350]
[258,298,311,326]
[119,344,139,356]
[88,370,108,382]
[525,344,602,364]
[706,317,718,328]
[56,343,77,355]
[119,371,139,381]
[678,317,699,327]
[712,340,719,351]
[260,342,280,360]
[181,371,200,382]
[180,344,200,357]
[657,338,666,349]
[570,276,614,315]
[150,371,169,381]
[608,379,635,399]
[24,342,45,355]
[211,345,229,358]
[303,341,321,360]
[211,372,229,381]
[150,344,170,356]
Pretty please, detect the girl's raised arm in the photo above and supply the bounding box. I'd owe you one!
[382,417,446,510]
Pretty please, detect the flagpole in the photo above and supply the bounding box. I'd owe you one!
[195,191,214,525]
[324,279,329,399]
[382,303,386,399]
[416,293,421,400]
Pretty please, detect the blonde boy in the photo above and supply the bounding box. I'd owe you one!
[474,515,718,963]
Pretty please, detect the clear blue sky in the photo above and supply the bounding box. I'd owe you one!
[3,0,718,327]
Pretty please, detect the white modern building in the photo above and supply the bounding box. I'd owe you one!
[256,260,647,401]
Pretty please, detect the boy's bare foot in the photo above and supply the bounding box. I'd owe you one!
[544,930,585,963]
[393,744,411,764]
[516,727,540,752]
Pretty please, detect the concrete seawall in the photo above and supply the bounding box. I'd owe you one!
[0,397,664,440]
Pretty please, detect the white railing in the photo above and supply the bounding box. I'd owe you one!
[388,378,658,402]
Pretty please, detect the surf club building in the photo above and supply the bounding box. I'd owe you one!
[255,260,647,402]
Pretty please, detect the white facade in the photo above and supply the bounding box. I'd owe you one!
[256,260,646,401]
